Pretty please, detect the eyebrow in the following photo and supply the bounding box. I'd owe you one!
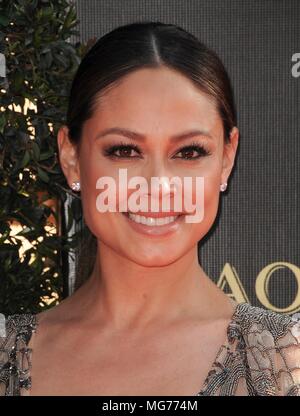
[95,127,214,142]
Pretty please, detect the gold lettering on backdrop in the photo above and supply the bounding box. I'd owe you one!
[256,262,300,314]
[217,263,250,303]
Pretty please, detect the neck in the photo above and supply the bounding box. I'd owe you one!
[71,241,231,331]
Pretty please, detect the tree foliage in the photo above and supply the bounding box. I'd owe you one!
[0,0,90,314]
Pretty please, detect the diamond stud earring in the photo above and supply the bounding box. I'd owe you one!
[220,182,227,192]
[71,181,81,192]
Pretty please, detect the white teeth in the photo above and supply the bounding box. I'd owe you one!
[127,213,179,226]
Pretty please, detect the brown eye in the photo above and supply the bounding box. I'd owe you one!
[174,144,211,160]
[115,146,138,158]
[103,143,142,158]
[179,148,199,159]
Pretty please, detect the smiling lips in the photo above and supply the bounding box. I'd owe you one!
[123,211,184,227]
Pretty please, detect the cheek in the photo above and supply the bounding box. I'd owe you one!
[78,153,116,236]
[186,171,221,237]
[203,176,220,220]
[78,159,135,243]
[201,156,223,219]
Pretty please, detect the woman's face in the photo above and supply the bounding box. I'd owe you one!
[58,67,239,266]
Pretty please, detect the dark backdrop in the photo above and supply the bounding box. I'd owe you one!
[68,0,300,314]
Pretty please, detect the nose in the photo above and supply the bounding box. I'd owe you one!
[140,161,179,209]
[150,176,177,199]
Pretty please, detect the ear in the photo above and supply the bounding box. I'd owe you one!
[57,126,80,187]
[221,126,239,184]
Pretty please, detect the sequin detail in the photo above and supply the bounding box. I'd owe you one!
[0,314,37,396]
[197,304,300,396]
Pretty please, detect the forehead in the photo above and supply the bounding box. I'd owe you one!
[85,67,222,137]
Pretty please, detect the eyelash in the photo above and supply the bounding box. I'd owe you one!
[103,140,212,160]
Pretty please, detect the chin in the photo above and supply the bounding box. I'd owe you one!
[124,247,186,267]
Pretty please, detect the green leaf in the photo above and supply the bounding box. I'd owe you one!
[53,52,69,69]
[24,36,32,47]
[13,70,24,91]
[37,167,50,183]
[32,141,40,161]
[39,150,53,161]
[41,51,53,68]
[19,150,31,168]
[0,112,6,134]
[0,15,9,27]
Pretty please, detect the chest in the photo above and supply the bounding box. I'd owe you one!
[26,319,232,396]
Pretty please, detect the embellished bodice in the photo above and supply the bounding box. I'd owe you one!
[1,303,300,396]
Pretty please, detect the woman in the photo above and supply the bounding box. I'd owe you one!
[1,21,300,396]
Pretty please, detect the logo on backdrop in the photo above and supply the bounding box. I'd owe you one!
[219,261,300,314]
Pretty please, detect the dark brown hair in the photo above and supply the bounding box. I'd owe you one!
[65,21,237,291]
